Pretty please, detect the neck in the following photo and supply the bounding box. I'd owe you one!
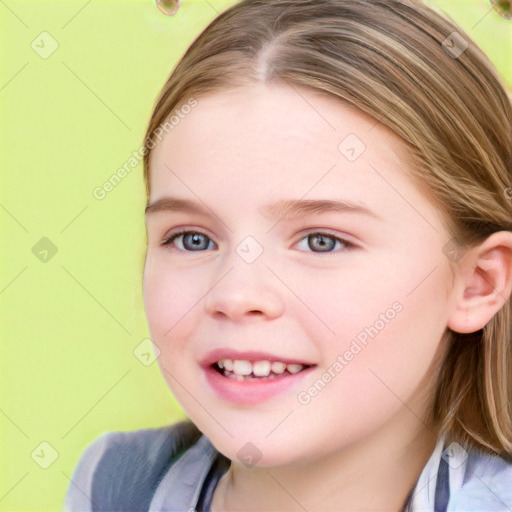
[211,412,438,512]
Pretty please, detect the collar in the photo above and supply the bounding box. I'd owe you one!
[405,434,512,511]
[149,433,511,511]
[149,435,220,511]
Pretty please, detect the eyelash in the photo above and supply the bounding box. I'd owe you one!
[161,229,356,254]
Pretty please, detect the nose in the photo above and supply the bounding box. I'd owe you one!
[203,255,285,322]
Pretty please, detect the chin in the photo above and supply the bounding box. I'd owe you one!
[205,430,309,469]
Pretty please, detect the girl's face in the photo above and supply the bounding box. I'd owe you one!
[143,81,458,466]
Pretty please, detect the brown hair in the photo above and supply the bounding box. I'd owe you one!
[142,0,512,459]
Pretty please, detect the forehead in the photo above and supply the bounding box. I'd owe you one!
[148,81,417,213]
[152,81,397,160]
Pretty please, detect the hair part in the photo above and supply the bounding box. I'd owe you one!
[142,0,512,459]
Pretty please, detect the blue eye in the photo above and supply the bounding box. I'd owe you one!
[297,233,352,253]
[162,230,215,251]
[161,230,353,254]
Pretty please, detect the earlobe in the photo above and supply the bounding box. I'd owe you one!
[447,231,512,334]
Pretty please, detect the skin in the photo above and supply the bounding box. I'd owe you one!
[143,79,512,511]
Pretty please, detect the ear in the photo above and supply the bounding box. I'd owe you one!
[447,231,512,334]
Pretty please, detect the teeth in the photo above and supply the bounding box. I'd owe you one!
[232,360,252,376]
[271,361,286,374]
[216,359,306,378]
[252,360,271,377]
[286,364,303,374]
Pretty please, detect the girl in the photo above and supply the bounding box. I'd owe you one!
[63,0,512,510]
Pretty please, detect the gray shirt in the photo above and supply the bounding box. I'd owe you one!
[63,421,512,511]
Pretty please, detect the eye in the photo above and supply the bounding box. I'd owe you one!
[162,230,216,251]
[160,230,353,253]
[296,232,354,253]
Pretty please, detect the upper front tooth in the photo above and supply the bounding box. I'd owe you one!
[270,361,286,374]
[252,360,271,377]
[287,363,304,374]
[217,359,305,376]
[233,360,252,375]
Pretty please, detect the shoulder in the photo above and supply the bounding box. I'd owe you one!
[448,449,512,511]
[406,437,512,512]
[63,420,202,511]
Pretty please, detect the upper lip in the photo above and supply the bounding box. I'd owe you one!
[200,348,316,368]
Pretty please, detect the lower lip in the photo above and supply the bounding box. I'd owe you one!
[203,365,316,405]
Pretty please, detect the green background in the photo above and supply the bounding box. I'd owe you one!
[0,0,510,510]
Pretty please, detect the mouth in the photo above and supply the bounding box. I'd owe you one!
[212,359,314,381]
[201,349,317,404]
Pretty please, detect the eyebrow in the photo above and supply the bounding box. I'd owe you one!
[145,197,382,221]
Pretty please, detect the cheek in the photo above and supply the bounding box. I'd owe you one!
[143,255,204,349]
[278,254,411,346]
[292,245,449,401]
[290,306,446,461]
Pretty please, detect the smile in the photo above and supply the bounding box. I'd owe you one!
[202,354,316,404]
[214,359,311,380]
